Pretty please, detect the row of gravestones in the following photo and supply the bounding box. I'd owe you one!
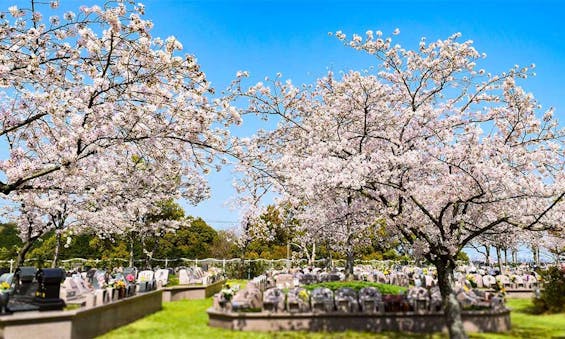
[60,268,168,307]
[269,265,540,291]
[453,272,538,290]
[0,267,66,314]
[0,266,171,314]
[215,284,506,314]
[20,264,225,309]
[177,266,225,285]
[267,270,413,289]
[457,263,543,275]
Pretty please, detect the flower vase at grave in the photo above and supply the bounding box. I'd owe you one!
[0,291,10,314]
[118,287,126,299]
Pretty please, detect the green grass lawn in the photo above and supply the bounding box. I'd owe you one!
[99,284,565,339]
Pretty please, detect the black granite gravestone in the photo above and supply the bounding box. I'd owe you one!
[6,267,39,312]
[33,268,66,311]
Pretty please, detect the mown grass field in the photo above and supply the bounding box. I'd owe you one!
[99,282,565,339]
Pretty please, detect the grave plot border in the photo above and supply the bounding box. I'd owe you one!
[162,279,225,302]
[0,290,162,339]
[207,308,511,333]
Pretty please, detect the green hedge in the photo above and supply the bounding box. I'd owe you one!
[304,281,407,295]
[533,266,565,314]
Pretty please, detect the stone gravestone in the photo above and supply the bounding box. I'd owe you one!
[429,286,442,312]
[359,287,384,313]
[496,275,512,289]
[274,273,294,289]
[407,287,429,312]
[123,267,137,295]
[472,274,484,288]
[374,271,387,284]
[250,275,267,292]
[523,274,537,289]
[231,286,262,312]
[335,287,359,312]
[61,277,81,301]
[89,270,107,289]
[513,275,525,289]
[123,267,138,280]
[155,269,169,288]
[178,269,190,285]
[424,275,436,288]
[95,288,109,306]
[299,273,317,285]
[286,287,310,313]
[137,270,156,292]
[90,270,110,305]
[311,287,334,313]
[6,267,39,312]
[482,275,496,288]
[0,272,13,314]
[262,287,285,312]
[74,275,93,295]
[0,273,14,293]
[113,272,135,297]
[191,267,204,284]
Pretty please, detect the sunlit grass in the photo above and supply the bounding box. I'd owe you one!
[99,286,564,339]
[471,298,565,339]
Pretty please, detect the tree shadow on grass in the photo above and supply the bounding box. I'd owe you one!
[271,331,446,339]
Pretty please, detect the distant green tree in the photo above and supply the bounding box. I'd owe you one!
[157,217,218,259]
[244,205,299,259]
[0,223,22,261]
[209,230,239,259]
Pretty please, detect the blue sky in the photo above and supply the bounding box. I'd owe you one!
[137,0,565,230]
[3,1,565,238]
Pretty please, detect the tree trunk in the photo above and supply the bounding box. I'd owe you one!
[16,240,35,268]
[532,246,540,266]
[503,248,508,270]
[436,256,468,339]
[51,232,62,268]
[129,234,135,268]
[496,247,503,273]
[344,247,354,281]
[310,241,316,266]
[484,244,490,265]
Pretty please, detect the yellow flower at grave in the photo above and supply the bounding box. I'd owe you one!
[0,281,10,290]
[298,289,309,302]
[114,280,126,289]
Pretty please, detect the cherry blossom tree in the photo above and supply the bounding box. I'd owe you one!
[10,190,82,267]
[471,225,526,269]
[292,192,380,277]
[6,147,191,266]
[0,0,234,199]
[232,30,564,338]
[539,230,565,264]
[72,151,193,267]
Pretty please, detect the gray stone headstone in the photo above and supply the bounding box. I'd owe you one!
[155,269,169,287]
[178,269,190,285]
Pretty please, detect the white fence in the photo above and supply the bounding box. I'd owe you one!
[0,257,420,276]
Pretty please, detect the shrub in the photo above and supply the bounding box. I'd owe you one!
[304,281,407,295]
[532,265,565,314]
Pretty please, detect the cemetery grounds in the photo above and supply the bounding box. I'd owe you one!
[100,280,565,339]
